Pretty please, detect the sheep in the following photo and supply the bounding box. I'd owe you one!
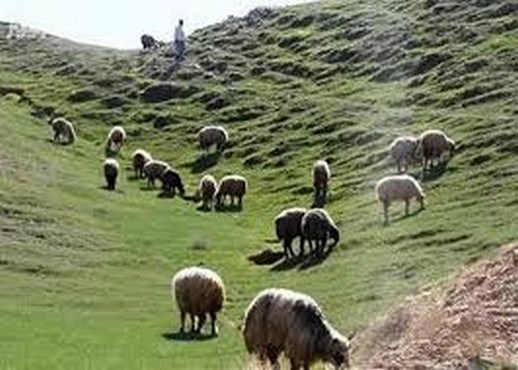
[198,174,218,210]
[105,126,127,155]
[132,149,152,179]
[417,129,455,170]
[198,125,228,152]
[375,174,425,224]
[389,136,419,173]
[301,208,340,256]
[160,168,185,196]
[312,160,330,197]
[141,34,158,51]
[49,117,76,145]
[172,266,225,336]
[215,175,247,208]
[103,158,119,191]
[274,207,307,259]
[142,160,170,188]
[243,288,351,370]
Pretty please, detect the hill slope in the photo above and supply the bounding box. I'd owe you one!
[0,0,517,368]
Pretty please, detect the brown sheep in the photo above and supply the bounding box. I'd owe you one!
[301,208,340,256]
[131,149,152,179]
[243,288,351,370]
[198,174,218,210]
[215,175,247,208]
[142,160,170,188]
[274,207,307,259]
[103,158,119,191]
[417,129,455,170]
[313,160,330,197]
[105,126,127,156]
[172,267,225,336]
[49,117,76,145]
[198,126,228,152]
[375,174,425,224]
[389,136,419,173]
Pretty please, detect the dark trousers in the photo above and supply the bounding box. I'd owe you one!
[175,40,185,61]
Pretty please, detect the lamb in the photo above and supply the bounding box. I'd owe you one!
[49,117,76,145]
[312,160,330,197]
[417,129,455,170]
[301,208,340,256]
[142,160,170,188]
[132,149,152,179]
[105,126,127,155]
[375,174,425,224]
[198,125,228,152]
[389,136,419,173]
[160,168,185,196]
[274,207,307,259]
[198,174,218,210]
[215,175,247,208]
[103,158,119,191]
[243,288,351,370]
[172,266,225,336]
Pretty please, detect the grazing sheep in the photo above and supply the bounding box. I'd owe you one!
[243,288,351,370]
[301,208,340,256]
[313,160,330,197]
[143,160,170,188]
[105,126,127,155]
[172,267,225,336]
[216,175,247,208]
[103,158,119,191]
[198,126,228,152]
[417,129,455,170]
[132,149,152,179]
[161,168,185,196]
[274,207,307,259]
[198,174,218,210]
[389,136,419,173]
[141,34,158,50]
[49,117,76,145]
[375,174,425,223]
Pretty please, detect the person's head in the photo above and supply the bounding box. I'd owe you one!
[179,19,184,26]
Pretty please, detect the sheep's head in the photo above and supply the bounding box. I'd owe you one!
[329,225,340,247]
[326,332,351,369]
[447,138,455,156]
[177,178,185,195]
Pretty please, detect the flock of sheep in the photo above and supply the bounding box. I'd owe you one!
[48,115,455,369]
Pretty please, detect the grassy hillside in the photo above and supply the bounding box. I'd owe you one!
[0,0,517,368]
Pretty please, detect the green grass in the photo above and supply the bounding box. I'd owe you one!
[0,0,517,368]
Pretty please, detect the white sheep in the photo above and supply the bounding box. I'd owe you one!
[216,175,248,208]
[49,117,76,145]
[103,158,119,191]
[375,174,425,223]
[312,160,330,197]
[198,174,218,210]
[105,126,127,155]
[301,208,340,256]
[142,159,170,188]
[417,129,455,170]
[243,288,351,370]
[389,136,419,173]
[274,207,307,259]
[172,266,225,336]
[198,125,228,152]
[132,149,152,178]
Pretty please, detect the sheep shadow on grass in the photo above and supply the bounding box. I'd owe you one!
[248,248,285,266]
[420,162,449,182]
[383,207,425,226]
[161,331,217,342]
[311,192,328,208]
[99,185,124,194]
[189,152,222,174]
[214,203,243,213]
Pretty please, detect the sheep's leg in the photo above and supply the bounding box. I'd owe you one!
[179,311,186,333]
[172,187,176,197]
[299,237,305,257]
[307,240,314,254]
[210,312,218,336]
[266,345,280,370]
[282,239,290,259]
[405,199,410,215]
[302,363,310,370]
[383,201,390,224]
[190,314,196,333]
[290,359,299,370]
[320,235,328,255]
[238,195,243,208]
[197,313,206,333]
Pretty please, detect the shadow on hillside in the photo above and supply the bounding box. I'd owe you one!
[215,203,243,213]
[311,193,327,208]
[421,162,449,182]
[248,244,334,271]
[139,186,159,191]
[99,185,123,194]
[384,208,425,226]
[189,152,222,174]
[248,249,285,266]
[161,331,217,342]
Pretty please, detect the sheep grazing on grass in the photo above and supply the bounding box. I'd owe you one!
[417,129,455,170]
[172,267,225,336]
[103,158,119,191]
[160,168,185,196]
[49,117,76,145]
[141,34,158,51]
[198,125,228,152]
[216,175,247,208]
[243,288,351,370]
[105,126,126,155]
[389,136,419,173]
[375,174,425,224]
[132,149,152,179]
[275,207,307,259]
[301,208,340,256]
[198,174,218,210]
[313,160,330,197]
[143,160,170,188]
